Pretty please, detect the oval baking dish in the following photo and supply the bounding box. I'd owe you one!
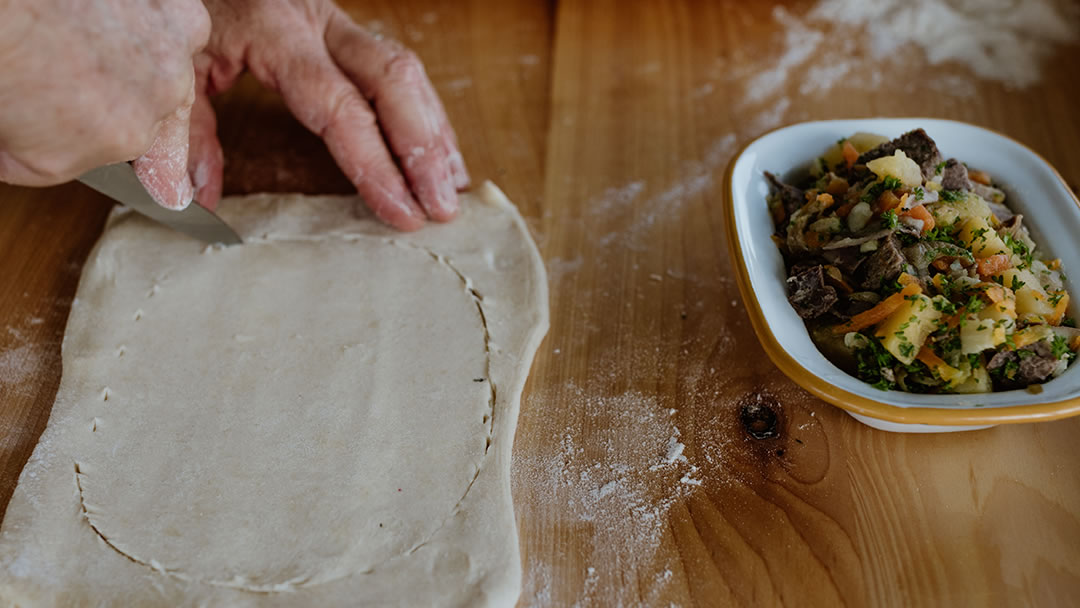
[723,118,1080,432]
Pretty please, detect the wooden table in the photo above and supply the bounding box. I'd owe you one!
[3,1,1079,605]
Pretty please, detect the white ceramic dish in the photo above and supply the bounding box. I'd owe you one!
[723,118,1080,433]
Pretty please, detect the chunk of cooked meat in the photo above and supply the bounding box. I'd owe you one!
[765,171,805,218]
[786,265,839,319]
[859,235,906,290]
[902,241,973,274]
[987,341,1060,387]
[998,215,1035,252]
[940,158,972,191]
[822,246,864,275]
[858,128,944,179]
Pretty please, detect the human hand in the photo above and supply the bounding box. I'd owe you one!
[0,0,211,209]
[192,0,469,230]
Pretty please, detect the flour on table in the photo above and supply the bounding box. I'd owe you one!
[514,385,703,607]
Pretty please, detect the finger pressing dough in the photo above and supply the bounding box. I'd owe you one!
[0,182,548,607]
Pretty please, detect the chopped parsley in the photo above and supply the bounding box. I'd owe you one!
[1002,233,1033,267]
[940,190,964,202]
[914,186,925,201]
[935,161,947,175]
[1049,292,1065,307]
[854,334,900,391]
[881,176,904,191]
[861,181,886,204]
[967,353,982,370]
[881,209,899,229]
[969,227,989,243]
[1010,275,1026,292]
[880,277,904,295]
[933,298,958,315]
[1051,335,1075,361]
[965,294,986,314]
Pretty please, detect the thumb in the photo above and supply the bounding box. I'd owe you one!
[133,79,196,210]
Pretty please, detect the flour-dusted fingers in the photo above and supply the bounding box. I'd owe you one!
[187,71,224,211]
[255,41,426,231]
[133,79,196,210]
[0,0,210,188]
[325,13,463,222]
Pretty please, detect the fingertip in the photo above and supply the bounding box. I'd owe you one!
[356,181,427,231]
[192,159,222,211]
[447,149,471,190]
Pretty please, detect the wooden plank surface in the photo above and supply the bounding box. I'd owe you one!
[2,0,1080,606]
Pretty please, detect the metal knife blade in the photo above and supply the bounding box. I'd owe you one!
[78,163,243,246]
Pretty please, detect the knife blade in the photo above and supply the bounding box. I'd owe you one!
[78,163,243,246]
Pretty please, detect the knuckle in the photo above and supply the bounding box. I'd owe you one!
[321,88,375,135]
[382,48,426,84]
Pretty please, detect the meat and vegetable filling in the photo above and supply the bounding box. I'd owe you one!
[766,129,1078,393]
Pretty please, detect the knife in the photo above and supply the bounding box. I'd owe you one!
[78,163,243,246]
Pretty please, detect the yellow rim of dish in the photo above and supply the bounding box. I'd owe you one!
[722,120,1080,426]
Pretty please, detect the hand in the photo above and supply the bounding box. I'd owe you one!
[0,0,211,209]
[193,0,469,230]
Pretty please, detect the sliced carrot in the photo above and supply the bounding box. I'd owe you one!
[825,175,850,196]
[975,282,1006,304]
[932,259,951,271]
[842,141,859,168]
[1049,292,1070,326]
[900,204,936,234]
[932,274,949,292]
[815,192,835,208]
[833,283,921,334]
[1047,258,1062,271]
[1012,328,1045,349]
[804,231,824,249]
[976,254,1010,279]
[945,313,964,330]
[1071,336,1080,351]
[968,169,992,186]
[916,346,948,369]
[876,191,902,213]
[835,201,856,218]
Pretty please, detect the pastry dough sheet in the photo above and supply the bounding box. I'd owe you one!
[0,182,548,607]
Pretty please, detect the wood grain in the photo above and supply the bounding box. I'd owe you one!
[1,0,1079,606]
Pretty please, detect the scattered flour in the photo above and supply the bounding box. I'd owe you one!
[515,384,703,607]
[741,0,1078,111]
[0,343,43,397]
[810,0,1078,88]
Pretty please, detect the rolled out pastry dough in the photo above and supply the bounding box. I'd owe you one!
[0,182,548,607]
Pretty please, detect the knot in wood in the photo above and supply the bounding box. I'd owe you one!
[740,396,781,440]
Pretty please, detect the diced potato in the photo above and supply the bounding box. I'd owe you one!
[958,216,1008,258]
[1000,268,1056,317]
[953,360,992,394]
[875,294,942,365]
[930,193,993,229]
[928,358,969,388]
[979,299,1017,333]
[822,132,890,168]
[848,132,891,153]
[809,217,843,233]
[960,316,1007,354]
[847,202,873,232]
[1013,325,1054,349]
[866,150,923,189]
